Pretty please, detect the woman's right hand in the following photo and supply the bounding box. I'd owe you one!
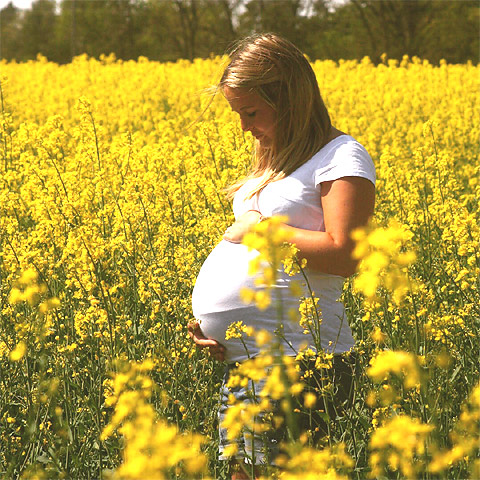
[223,209,262,244]
[187,322,226,362]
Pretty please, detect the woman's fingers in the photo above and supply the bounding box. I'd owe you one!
[205,341,226,361]
[187,322,198,338]
[211,349,225,362]
[188,322,208,342]
[208,343,225,362]
[189,324,215,346]
[223,224,242,243]
[202,339,226,361]
[187,322,225,360]
[194,336,220,348]
[223,210,262,243]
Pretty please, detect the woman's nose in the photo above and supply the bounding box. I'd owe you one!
[240,117,251,132]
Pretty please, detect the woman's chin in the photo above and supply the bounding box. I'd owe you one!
[257,136,272,147]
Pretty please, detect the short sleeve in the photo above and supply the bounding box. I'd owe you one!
[313,138,376,188]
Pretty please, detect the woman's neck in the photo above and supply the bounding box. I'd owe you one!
[327,126,347,143]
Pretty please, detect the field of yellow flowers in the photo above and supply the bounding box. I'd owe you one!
[0,53,479,479]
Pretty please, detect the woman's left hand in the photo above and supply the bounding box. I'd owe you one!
[188,322,226,362]
[223,210,262,244]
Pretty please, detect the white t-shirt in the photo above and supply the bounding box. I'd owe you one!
[192,135,376,363]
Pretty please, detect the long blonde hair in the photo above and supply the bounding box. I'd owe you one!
[220,33,332,199]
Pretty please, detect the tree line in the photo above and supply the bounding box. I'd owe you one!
[1,0,478,64]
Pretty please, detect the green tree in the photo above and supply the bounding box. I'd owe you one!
[421,0,479,63]
[237,0,309,51]
[344,0,479,63]
[138,0,240,61]
[19,0,57,61]
[1,0,478,64]
[0,2,22,60]
[56,0,145,61]
[234,0,336,61]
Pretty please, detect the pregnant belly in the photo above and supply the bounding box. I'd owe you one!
[191,240,351,360]
[192,240,260,316]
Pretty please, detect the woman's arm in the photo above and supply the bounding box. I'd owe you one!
[284,176,375,277]
[223,176,375,278]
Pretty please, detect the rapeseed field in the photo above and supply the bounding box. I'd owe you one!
[0,54,478,479]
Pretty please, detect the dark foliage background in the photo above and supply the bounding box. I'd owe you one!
[1,0,479,64]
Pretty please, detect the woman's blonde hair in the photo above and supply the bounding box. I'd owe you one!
[220,33,332,199]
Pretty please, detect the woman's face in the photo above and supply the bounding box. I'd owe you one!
[223,87,276,147]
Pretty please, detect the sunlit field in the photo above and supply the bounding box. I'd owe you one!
[0,54,479,479]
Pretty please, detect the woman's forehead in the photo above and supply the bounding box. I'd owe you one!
[223,87,263,107]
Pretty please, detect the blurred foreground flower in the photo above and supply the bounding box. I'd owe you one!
[367,350,421,390]
[9,341,26,361]
[7,269,61,359]
[352,219,417,304]
[369,415,433,478]
[8,268,47,306]
[241,216,295,311]
[275,443,353,480]
[102,360,206,479]
[429,382,480,476]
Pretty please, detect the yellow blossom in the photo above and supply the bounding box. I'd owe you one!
[368,350,421,390]
[369,415,433,478]
[10,342,26,361]
[304,392,317,408]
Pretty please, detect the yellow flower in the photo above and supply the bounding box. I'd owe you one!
[367,350,420,390]
[369,415,433,478]
[254,290,271,310]
[221,443,238,458]
[8,288,23,304]
[255,329,272,347]
[352,219,417,304]
[101,361,206,479]
[225,321,253,340]
[10,342,26,361]
[240,287,255,304]
[279,443,353,479]
[304,392,316,408]
[39,297,61,314]
[290,382,304,396]
[18,268,38,285]
[1,54,478,480]
[371,327,386,344]
[430,382,480,474]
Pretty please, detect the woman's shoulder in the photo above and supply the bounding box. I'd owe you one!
[306,134,370,166]
[308,134,376,185]
[322,133,368,154]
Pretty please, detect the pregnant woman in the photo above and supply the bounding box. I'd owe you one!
[189,33,375,478]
